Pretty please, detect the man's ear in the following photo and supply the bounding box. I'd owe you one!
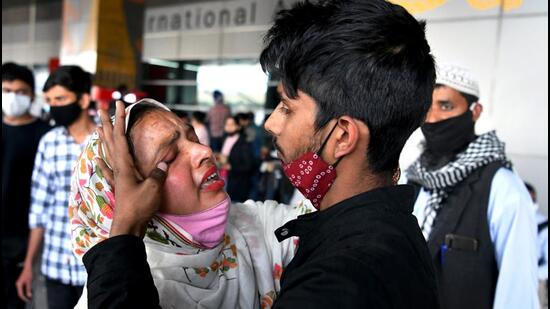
[472,102,483,122]
[333,116,361,160]
[79,93,91,110]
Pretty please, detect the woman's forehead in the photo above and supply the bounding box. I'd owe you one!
[133,110,191,143]
[134,110,176,135]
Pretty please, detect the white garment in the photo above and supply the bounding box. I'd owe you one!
[536,210,548,281]
[411,168,540,309]
[75,200,314,309]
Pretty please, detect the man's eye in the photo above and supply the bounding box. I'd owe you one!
[441,103,453,111]
[278,103,291,115]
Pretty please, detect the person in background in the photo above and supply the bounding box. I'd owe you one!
[406,64,539,309]
[525,182,548,309]
[191,111,210,146]
[175,110,190,124]
[237,112,263,200]
[16,65,96,309]
[207,90,230,152]
[2,62,52,309]
[220,116,255,203]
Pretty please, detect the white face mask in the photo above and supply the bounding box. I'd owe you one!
[2,92,32,117]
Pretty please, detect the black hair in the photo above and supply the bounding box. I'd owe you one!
[213,90,224,101]
[435,84,479,106]
[525,182,536,194]
[174,110,189,120]
[43,65,92,95]
[260,0,436,174]
[524,182,537,203]
[192,111,207,124]
[2,62,35,93]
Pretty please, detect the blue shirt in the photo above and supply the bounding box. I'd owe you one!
[411,168,539,309]
[29,127,87,286]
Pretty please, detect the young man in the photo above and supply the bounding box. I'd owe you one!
[2,62,51,309]
[406,64,539,309]
[82,0,440,308]
[16,65,96,309]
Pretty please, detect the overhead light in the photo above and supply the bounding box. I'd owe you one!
[112,91,122,100]
[124,93,137,103]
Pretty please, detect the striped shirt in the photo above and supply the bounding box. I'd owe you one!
[29,127,88,286]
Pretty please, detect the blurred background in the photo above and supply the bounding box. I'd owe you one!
[2,0,547,226]
[2,0,547,308]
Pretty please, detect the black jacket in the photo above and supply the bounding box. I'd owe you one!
[272,185,439,308]
[83,185,439,309]
[411,162,503,309]
[226,134,256,202]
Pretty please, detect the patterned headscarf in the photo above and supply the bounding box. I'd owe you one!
[69,99,315,308]
[69,99,219,258]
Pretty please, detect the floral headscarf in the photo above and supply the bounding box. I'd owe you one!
[69,99,311,308]
[69,99,211,257]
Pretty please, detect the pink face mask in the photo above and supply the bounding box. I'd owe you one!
[282,123,341,209]
[158,197,231,249]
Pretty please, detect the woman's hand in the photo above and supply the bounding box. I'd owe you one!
[97,101,168,238]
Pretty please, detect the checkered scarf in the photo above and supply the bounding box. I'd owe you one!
[406,131,512,239]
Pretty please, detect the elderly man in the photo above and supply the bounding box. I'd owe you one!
[406,64,539,309]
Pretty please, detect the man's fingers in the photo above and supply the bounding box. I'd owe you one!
[95,158,114,187]
[112,101,137,177]
[114,101,127,139]
[16,281,30,302]
[25,283,32,299]
[96,127,112,165]
[97,111,114,164]
[147,162,168,185]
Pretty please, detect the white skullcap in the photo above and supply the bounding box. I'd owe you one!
[436,64,480,99]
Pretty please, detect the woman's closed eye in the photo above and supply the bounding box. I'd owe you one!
[162,149,178,165]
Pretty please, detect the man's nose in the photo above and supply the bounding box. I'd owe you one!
[425,108,441,123]
[264,113,279,137]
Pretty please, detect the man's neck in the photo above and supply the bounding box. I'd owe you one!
[3,114,36,126]
[67,112,96,144]
[319,162,390,211]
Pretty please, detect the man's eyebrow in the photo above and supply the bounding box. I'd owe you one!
[437,100,452,105]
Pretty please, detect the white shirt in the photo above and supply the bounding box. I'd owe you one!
[535,209,548,281]
[410,168,539,309]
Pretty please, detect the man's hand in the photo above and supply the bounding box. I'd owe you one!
[97,101,167,238]
[15,265,33,302]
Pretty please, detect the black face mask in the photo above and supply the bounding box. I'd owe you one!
[421,110,476,164]
[50,101,82,127]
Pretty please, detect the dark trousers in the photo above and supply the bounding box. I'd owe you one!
[210,137,224,152]
[45,278,83,309]
[2,237,27,309]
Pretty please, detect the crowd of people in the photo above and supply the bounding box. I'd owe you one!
[1,0,548,308]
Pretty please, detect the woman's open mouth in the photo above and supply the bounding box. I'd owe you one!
[200,166,225,192]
